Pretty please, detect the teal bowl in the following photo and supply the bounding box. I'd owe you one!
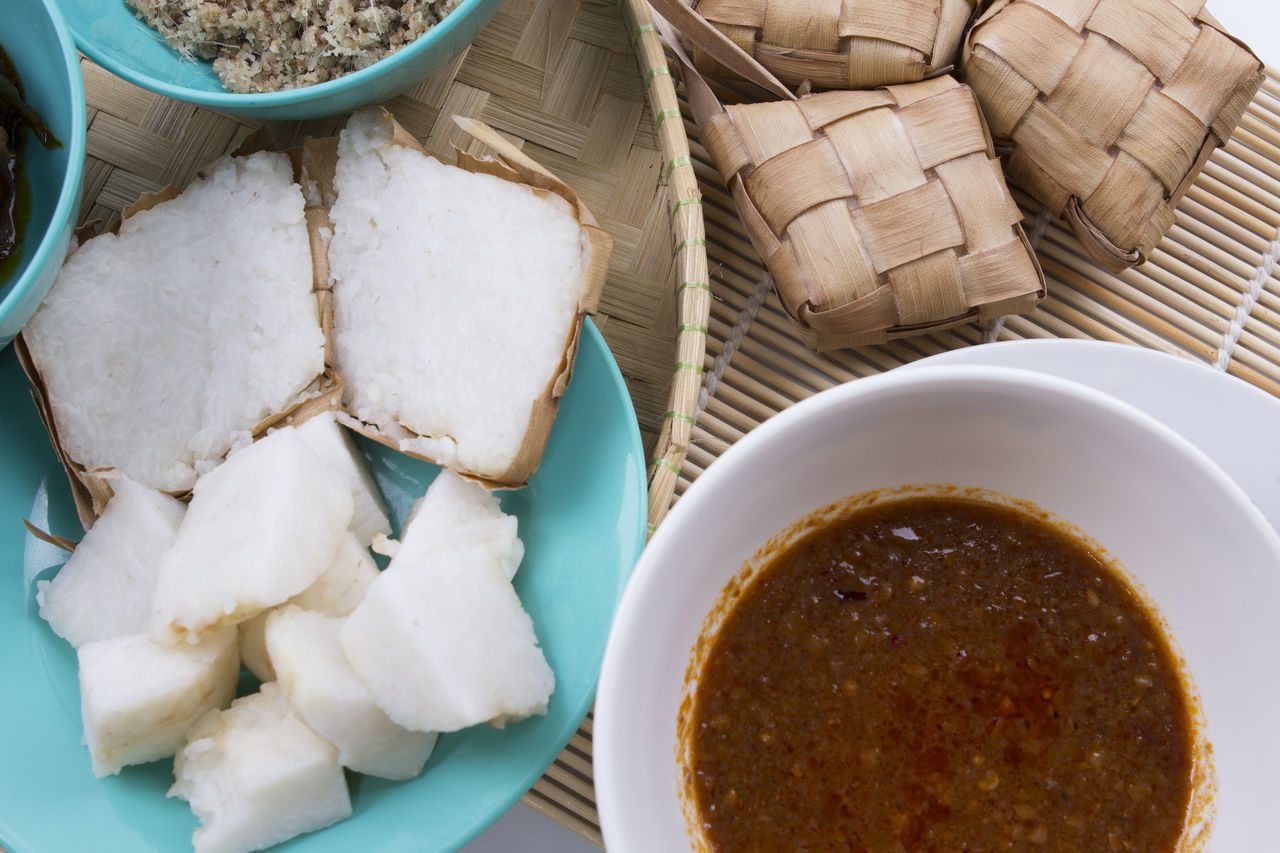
[0,0,86,348]
[52,0,504,120]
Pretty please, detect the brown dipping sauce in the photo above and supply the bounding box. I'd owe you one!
[683,493,1203,852]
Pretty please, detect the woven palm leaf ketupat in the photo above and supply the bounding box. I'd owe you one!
[962,0,1264,273]
[680,0,978,90]
[697,74,1045,349]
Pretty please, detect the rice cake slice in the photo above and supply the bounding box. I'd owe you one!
[170,682,352,853]
[78,627,239,778]
[339,469,553,733]
[265,606,437,780]
[150,426,354,646]
[319,109,612,487]
[238,530,380,682]
[19,151,327,505]
[292,411,391,546]
[36,478,185,648]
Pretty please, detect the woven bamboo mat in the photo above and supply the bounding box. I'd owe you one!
[72,0,697,845]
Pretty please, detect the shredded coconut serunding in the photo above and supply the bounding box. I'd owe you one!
[127,0,463,93]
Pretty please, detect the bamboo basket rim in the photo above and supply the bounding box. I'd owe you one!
[624,0,711,534]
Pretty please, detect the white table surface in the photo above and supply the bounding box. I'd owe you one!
[463,1,1280,849]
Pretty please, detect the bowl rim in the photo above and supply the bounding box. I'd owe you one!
[67,0,492,108]
[593,363,1280,851]
[0,0,86,325]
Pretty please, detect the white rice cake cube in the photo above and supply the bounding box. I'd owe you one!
[293,411,391,546]
[340,472,553,733]
[397,469,522,579]
[238,531,380,682]
[170,682,351,853]
[21,151,324,492]
[266,605,436,780]
[151,426,353,644]
[37,479,185,647]
[77,627,238,778]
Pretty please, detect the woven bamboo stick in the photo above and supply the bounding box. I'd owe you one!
[1140,250,1240,317]
[1185,181,1278,237]
[1041,240,1225,342]
[1167,221,1258,280]
[624,0,711,533]
[1258,295,1280,334]
[1201,160,1280,216]
[1236,114,1280,155]
[1222,139,1280,195]
[1179,197,1272,256]
[694,404,750,446]
[524,787,602,844]
[684,439,725,472]
[539,756,597,803]
[1124,247,1242,320]
[1224,336,1280,387]
[1226,359,1280,399]
[1041,262,1219,358]
[1193,172,1280,227]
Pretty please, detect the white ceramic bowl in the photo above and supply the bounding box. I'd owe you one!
[594,364,1280,852]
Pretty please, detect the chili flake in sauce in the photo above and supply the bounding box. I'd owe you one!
[684,495,1199,852]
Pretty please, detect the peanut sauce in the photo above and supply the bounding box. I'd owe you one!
[685,495,1197,852]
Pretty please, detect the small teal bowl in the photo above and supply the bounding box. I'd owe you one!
[52,0,504,120]
[0,0,86,348]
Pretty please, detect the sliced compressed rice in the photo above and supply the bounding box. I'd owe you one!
[21,151,325,492]
[78,627,239,778]
[396,469,522,579]
[266,606,437,780]
[340,470,553,733]
[238,531,380,682]
[292,411,391,546]
[37,479,185,648]
[150,426,354,645]
[170,682,351,853]
[327,110,588,482]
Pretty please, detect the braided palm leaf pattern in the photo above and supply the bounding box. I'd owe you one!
[964,0,1263,271]
[702,76,1044,349]
[690,0,977,89]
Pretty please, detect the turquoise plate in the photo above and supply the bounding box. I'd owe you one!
[0,318,646,852]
